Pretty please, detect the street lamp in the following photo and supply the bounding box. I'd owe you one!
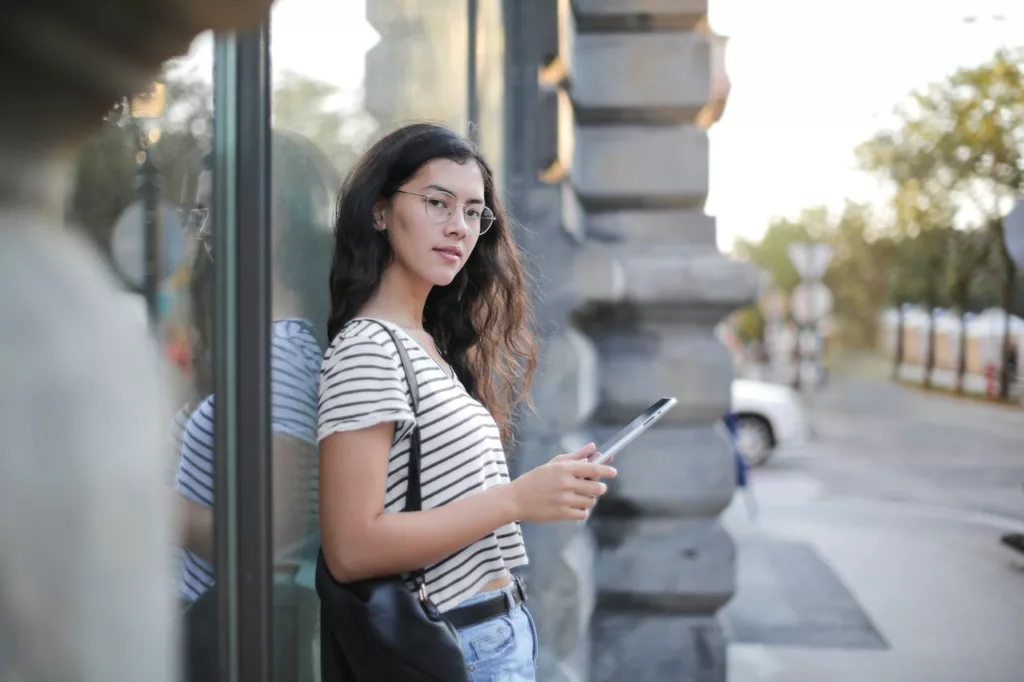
[128,81,167,325]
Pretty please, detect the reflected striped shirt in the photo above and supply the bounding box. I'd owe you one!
[174,319,322,603]
[317,318,527,612]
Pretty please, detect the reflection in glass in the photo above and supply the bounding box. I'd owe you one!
[63,33,218,681]
[475,0,506,190]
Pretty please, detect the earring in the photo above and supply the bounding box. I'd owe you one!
[374,215,386,231]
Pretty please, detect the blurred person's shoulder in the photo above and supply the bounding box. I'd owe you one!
[0,218,175,679]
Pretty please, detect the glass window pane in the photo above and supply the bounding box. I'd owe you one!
[64,34,222,679]
[267,1,475,680]
[476,0,507,190]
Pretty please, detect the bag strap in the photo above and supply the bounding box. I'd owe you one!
[373,323,422,510]
[371,322,432,598]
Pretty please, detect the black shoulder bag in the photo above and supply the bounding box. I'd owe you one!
[315,323,469,682]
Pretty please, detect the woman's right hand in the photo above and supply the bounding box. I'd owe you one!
[508,443,617,522]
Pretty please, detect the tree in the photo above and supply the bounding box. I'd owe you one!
[734,210,819,293]
[891,227,951,387]
[272,71,376,175]
[858,48,1024,397]
[733,306,765,346]
[945,227,992,392]
[821,202,892,349]
[736,203,896,353]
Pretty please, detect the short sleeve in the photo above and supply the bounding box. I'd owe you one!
[270,334,320,444]
[174,399,215,506]
[317,330,416,443]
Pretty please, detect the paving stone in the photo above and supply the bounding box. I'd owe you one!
[591,613,726,682]
[721,540,888,649]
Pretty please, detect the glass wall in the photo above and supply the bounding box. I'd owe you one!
[63,31,222,680]
[475,0,507,192]
[267,1,477,679]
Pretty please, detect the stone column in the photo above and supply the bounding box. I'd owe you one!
[502,2,622,681]
[568,1,758,680]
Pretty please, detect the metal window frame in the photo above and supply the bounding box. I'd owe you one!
[467,0,480,142]
[212,21,274,682]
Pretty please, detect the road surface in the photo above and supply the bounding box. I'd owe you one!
[723,373,1024,682]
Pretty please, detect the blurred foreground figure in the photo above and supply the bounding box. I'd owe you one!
[0,2,271,681]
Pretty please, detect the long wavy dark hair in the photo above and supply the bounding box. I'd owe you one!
[328,122,536,441]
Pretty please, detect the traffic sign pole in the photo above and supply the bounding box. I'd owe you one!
[787,242,834,391]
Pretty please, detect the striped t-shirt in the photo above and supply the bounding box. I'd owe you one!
[174,318,322,603]
[317,318,527,612]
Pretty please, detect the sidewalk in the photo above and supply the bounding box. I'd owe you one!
[721,473,1024,682]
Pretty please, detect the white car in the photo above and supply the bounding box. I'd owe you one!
[730,379,812,466]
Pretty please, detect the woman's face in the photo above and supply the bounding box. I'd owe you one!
[379,158,486,288]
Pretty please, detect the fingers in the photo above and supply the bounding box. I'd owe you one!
[567,507,590,521]
[566,460,617,480]
[571,478,607,498]
[552,442,597,463]
[566,493,598,511]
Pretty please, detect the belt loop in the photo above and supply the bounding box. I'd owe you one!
[512,572,526,605]
[504,583,515,612]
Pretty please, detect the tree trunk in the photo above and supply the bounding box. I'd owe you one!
[892,307,904,380]
[956,310,968,394]
[924,306,936,389]
[1000,258,1017,400]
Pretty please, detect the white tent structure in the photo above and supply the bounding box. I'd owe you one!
[881,306,1024,396]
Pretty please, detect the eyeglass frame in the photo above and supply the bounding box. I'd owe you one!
[394,189,495,235]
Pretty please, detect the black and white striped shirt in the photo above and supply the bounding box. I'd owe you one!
[174,319,322,603]
[318,318,527,612]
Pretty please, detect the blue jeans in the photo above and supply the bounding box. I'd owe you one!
[455,582,538,682]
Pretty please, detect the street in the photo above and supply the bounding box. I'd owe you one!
[722,370,1024,682]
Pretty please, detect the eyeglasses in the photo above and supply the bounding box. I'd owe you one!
[178,206,212,260]
[395,190,495,236]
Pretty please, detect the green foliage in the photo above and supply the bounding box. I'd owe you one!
[272,71,376,176]
[946,227,993,314]
[734,211,816,293]
[733,306,765,344]
[858,48,1024,311]
[823,203,892,348]
[849,47,1024,364]
[66,70,373,262]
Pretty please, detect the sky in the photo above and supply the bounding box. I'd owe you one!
[706,0,1023,250]
[179,0,1023,252]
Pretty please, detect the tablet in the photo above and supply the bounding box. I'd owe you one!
[591,397,678,465]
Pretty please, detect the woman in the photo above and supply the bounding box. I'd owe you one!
[318,122,617,680]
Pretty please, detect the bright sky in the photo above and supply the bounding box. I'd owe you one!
[181,0,1023,252]
[707,0,1023,251]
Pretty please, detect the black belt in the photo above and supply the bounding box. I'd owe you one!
[444,573,528,630]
